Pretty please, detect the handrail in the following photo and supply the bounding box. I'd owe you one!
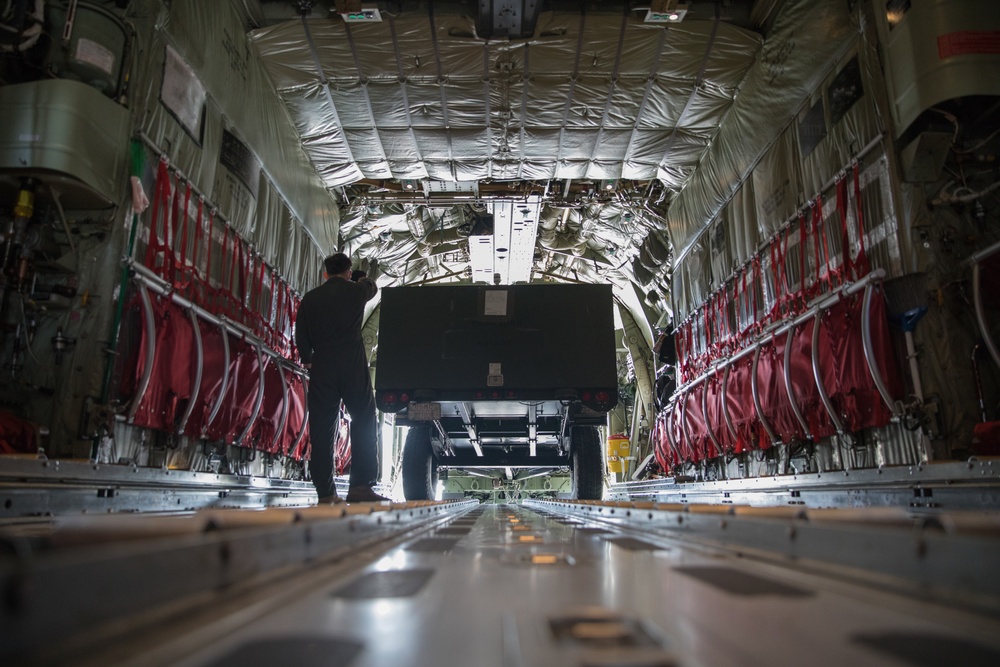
[290,376,311,457]
[127,283,157,424]
[128,261,305,369]
[811,309,847,435]
[663,401,680,463]
[702,371,724,456]
[128,264,309,441]
[969,238,1000,266]
[176,308,204,435]
[679,390,695,461]
[720,362,738,442]
[782,324,811,438]
[269,363,291,454]
[203,320,230,435]
[751,344,780,445]
[235,343,268,446]
[667,269,887,407]
[861,283,902,418]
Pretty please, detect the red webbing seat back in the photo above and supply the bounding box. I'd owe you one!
[281,371,308,459]
[724,357,759,454]
[180,320,228,439]
[128,298,198,431]
[703,373,729,456]
[248,359,285,453]
[664,399,686,464]
[816,290,902,433]
[652,411,671,472]
[682,386,710,462]
[785,318,838,440]
[0,410,38,454]
[753,337,805,447]
[127,156,308,458]
[201,338,260,445]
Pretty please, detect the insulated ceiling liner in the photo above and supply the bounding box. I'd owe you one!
[249,6,762,190]
[665,0,859,265]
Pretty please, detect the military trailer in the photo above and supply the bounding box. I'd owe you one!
[376,283,618,500]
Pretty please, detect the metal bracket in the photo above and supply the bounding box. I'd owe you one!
[456,402,483,457]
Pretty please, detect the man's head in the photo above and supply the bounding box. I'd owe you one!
[324,253,353,279]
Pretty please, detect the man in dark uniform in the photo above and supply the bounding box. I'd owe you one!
[296,253,387,503]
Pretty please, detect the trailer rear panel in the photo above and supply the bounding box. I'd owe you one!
[376,284,618,403]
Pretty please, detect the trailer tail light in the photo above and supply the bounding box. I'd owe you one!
[580,388,616,411]
[506,390,517,398]
[474,390,484,399]
[399,393,410,404]
[383,392,397,405]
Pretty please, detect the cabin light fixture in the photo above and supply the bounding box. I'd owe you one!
[645,4,688,23]
[339,2,382,22]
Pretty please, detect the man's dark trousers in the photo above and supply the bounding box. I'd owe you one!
[307,344,378,498]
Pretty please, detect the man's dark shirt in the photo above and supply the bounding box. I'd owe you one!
[295,276,378,373]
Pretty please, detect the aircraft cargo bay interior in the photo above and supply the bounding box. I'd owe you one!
[1,1,999,665]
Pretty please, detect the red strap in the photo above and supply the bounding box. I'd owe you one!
[836,175,852,282]
[682,321,693,382]
[192,196,204,282]
[165,172,180,282]
[256,255,267,322]
[220,226,230,313]
[289,287,298,355]
[716,288,724,348]
[247,250,257,325]
[798,211,809,307]
[203,208,215,301]
[703,301,711,366]
[177,183,191,288]
[780,228,791,311]
[288,290,298,346]
[144,159,172,274]
[240,241,251,321]
[853,162,869,276]
[737,268,746,338]
[237,239,248,320]
[227,232,239,317]
[273,275,284,349]
[752,256,762,334]
[768,239,780,320]
[814,195,833,290]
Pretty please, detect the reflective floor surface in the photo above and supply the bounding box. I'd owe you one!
[93,503,1000,667]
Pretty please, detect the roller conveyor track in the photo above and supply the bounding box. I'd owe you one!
[3,501,1000,667]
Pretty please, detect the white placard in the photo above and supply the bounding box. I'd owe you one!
[161,44,207,139]
[484,289,508,316]
[75,38,115,76]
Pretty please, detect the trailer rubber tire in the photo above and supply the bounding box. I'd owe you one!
[570,425,604,500]
[402,427,438,500]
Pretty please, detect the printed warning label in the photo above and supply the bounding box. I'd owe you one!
[938,31,1000,59]
[75,38,115,76]
[484,290,508,316]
